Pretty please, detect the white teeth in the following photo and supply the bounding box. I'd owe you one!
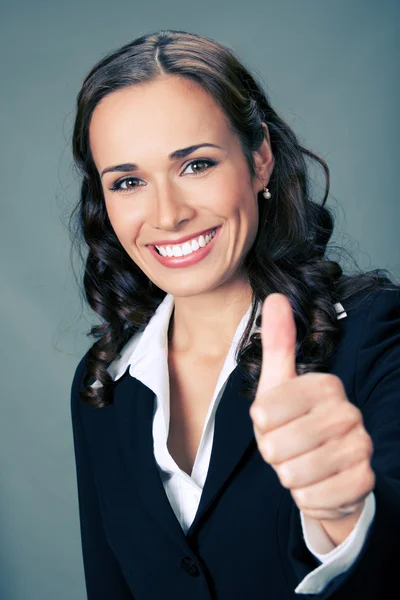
[181,242,192,256]
[155,228,217,257]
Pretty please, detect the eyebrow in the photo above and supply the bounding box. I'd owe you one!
[100,143,223,178]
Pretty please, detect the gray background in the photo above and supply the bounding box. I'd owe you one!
[1,0,399,598]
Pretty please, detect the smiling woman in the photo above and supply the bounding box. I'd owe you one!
[88,74,270,300]
[69,28,400,600]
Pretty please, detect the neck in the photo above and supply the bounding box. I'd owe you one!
[168,276,254,359]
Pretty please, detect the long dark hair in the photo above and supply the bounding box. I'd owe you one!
[69,29,398,408]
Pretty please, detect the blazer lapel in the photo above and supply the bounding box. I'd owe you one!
[114,365,257,546]
[113,371,189,550]
[186,365,256,537]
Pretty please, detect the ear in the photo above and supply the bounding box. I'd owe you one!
[253,122,275,194]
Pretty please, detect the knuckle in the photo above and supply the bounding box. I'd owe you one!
[250,403,263,423]
[277,465,294,488]
[336,405,362,435]
[260,439,274,462]
[291,487,307,506]
[356,427,374,457]
[347,403,362,423]
[320,406,358,439]
[339,405,361,432]
[319,373,344,397]
[365,434,374,457]
[368,469,376,491]
[348,440,368,463]
[345,445,365,469]
[253,428,262,447]
[354,461,375,497]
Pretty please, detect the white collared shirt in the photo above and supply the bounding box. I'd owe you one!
[91,293,375,594]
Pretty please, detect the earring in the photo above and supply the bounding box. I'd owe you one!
[262,184,271,199]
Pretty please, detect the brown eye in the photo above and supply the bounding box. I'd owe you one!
[122,178,138,189]
[183,159,217,175]
[109,177,144,193]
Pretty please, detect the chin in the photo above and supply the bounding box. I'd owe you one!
[160,278,222,298]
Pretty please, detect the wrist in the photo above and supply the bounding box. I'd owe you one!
[318,501,365,547]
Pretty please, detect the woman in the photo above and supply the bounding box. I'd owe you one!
[69,29,400,599]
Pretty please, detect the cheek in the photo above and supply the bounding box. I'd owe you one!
[237,185,260,247]
[105,201,142,246]
[210,178,248,215]
[210,174,259,247]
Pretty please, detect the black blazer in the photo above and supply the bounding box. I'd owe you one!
[70,288,400,599]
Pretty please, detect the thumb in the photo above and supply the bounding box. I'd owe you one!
[258,293,297,393]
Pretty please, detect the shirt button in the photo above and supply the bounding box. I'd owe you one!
[180,556,200,577]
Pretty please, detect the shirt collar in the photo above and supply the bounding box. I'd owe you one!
[91,294,260,389]
[90,294,346,389]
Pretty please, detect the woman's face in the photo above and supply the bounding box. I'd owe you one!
[89,75,274,297]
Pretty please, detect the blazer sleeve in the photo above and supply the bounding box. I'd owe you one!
[286,288,400,599]
[70,353,135,600]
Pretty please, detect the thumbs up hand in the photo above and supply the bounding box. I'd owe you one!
[249,294,375,527]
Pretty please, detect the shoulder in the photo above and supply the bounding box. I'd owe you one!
[70,349,91,416]
[337,286,400,336]
[329,287,400,398]
[341,285,399,312]
[71,350,90,392]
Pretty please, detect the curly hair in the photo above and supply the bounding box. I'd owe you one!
[69,29,398,408]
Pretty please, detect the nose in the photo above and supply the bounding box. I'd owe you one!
[151,180,194,232]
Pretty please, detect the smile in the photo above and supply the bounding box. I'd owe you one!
[148,226,222,268]
[155,228,217,256]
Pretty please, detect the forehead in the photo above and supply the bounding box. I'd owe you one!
[89,76,232,167]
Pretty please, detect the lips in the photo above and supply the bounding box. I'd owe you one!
[148,226,218,247]
[147,224,222,268]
